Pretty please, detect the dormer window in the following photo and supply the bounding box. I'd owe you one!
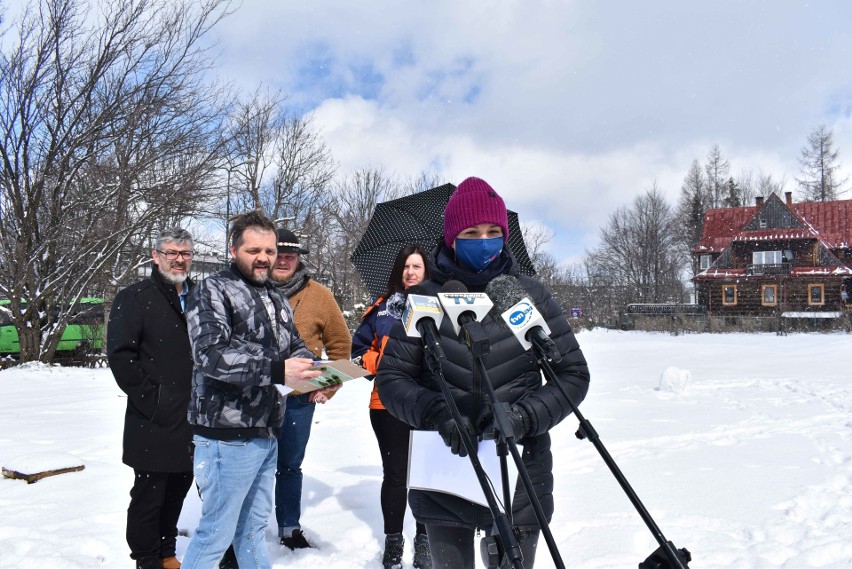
[700,254,712,270]
[753,250,782,265]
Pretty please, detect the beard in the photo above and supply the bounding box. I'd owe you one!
[157,263,188,286]
[235,256,270,285]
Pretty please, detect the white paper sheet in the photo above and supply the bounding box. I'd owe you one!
[407,430,519,507]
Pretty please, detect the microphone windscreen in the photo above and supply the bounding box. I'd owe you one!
[405,284,429,297]
[485,274,528,315]
[440,280,468,294]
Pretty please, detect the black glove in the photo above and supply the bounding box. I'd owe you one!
[479,403,531,441]
[436,411,478,457]
[476,407,493,437]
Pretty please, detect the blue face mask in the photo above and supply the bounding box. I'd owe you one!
[454,237,504,271]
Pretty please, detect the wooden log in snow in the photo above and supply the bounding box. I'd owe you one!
[3,464,85,484]
[2,452,85,484]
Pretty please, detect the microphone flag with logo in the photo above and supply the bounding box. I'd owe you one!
[401,284,446,361]
[437,280,493,335]
[486,275,561,362]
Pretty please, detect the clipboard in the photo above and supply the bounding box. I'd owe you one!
[289,359,370,394]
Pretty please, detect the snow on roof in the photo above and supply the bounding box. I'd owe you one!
[696,197,852,253]
[781,311,844,318]
[695,206,757,252]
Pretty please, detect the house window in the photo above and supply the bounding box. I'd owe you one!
[753,250,782,265]
[808,284,824,306]
[759,218,767,229]
[722,285,737,306]
[700,254,712,270]
[761,284,778,306]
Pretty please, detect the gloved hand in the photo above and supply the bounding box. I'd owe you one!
[476,407,493,437]
[479,403,531,441]
[435,411,478,457]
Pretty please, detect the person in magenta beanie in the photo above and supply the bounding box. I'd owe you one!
[376,177,591,568]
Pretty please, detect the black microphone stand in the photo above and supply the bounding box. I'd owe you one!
[529,335,692,569]
[419,324,525,569]
[460,319,565,569]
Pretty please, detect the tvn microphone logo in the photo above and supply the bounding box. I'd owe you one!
[440,293,488,305]
[508,302,534,328]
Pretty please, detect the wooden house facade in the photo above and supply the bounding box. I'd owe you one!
[693,192,852,325]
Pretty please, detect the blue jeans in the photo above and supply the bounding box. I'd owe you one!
[275,393,315,534]
[181,435,277,569]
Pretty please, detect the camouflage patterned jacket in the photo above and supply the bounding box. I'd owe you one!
[186,265,313,438]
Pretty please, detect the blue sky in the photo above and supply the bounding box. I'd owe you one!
[7,0,852,265]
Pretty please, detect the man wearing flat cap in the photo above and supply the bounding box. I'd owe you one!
[270,227,351,549]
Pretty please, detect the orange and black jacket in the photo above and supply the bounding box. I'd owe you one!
[351,295,400,410]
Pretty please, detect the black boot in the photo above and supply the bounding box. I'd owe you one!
[135,558,160,569]
[280,528,312,550]
[413,531,432,569]
[382,533,404,569]
[219,545,239,569]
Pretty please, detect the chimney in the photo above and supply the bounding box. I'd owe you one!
[755,196,764,207]
[785,191,793,205]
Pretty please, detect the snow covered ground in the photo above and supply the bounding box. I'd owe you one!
[0,329,850,568]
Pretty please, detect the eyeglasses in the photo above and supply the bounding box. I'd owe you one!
[157,250,194,260]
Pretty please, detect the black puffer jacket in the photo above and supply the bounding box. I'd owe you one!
[107,270,194,472]
[376,244,590,530]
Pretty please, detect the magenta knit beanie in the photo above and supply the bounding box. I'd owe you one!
[443,177,509,248]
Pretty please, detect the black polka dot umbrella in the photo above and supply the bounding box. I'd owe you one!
[350,183,535,299]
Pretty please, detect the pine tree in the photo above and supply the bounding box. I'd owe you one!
[675,160,707,277]
[722,177,742,208]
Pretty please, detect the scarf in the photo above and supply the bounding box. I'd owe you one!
[273,262,311,299]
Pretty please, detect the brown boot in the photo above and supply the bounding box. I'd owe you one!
[161,557,181,569]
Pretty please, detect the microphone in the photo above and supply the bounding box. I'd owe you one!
[402,285,446,361]
[436,280,493,336]
[486,275,562,363]
[437,280,493,355]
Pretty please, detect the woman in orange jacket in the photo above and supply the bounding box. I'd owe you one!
[352,244,432,569]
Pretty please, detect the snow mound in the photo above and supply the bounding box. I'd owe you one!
[3,451,84,473]
[658,366,691,393]
[3,361,62,372]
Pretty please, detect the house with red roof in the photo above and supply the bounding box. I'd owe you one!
[693,192,852,325]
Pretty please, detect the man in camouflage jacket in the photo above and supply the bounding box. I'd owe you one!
[180,211,325,569]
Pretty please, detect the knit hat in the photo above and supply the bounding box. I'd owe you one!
[443,177,509,248]
[276,228,309,254]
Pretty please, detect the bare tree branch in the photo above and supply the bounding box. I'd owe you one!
[0,0,233,361]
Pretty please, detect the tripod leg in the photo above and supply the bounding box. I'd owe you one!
[506,529,538,569]
[483,526,540,569]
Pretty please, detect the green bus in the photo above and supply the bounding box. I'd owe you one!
[0,298,105,357]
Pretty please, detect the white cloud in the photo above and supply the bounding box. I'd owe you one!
[5,0,849,266]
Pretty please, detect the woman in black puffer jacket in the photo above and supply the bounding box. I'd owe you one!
[376,177,590,568]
